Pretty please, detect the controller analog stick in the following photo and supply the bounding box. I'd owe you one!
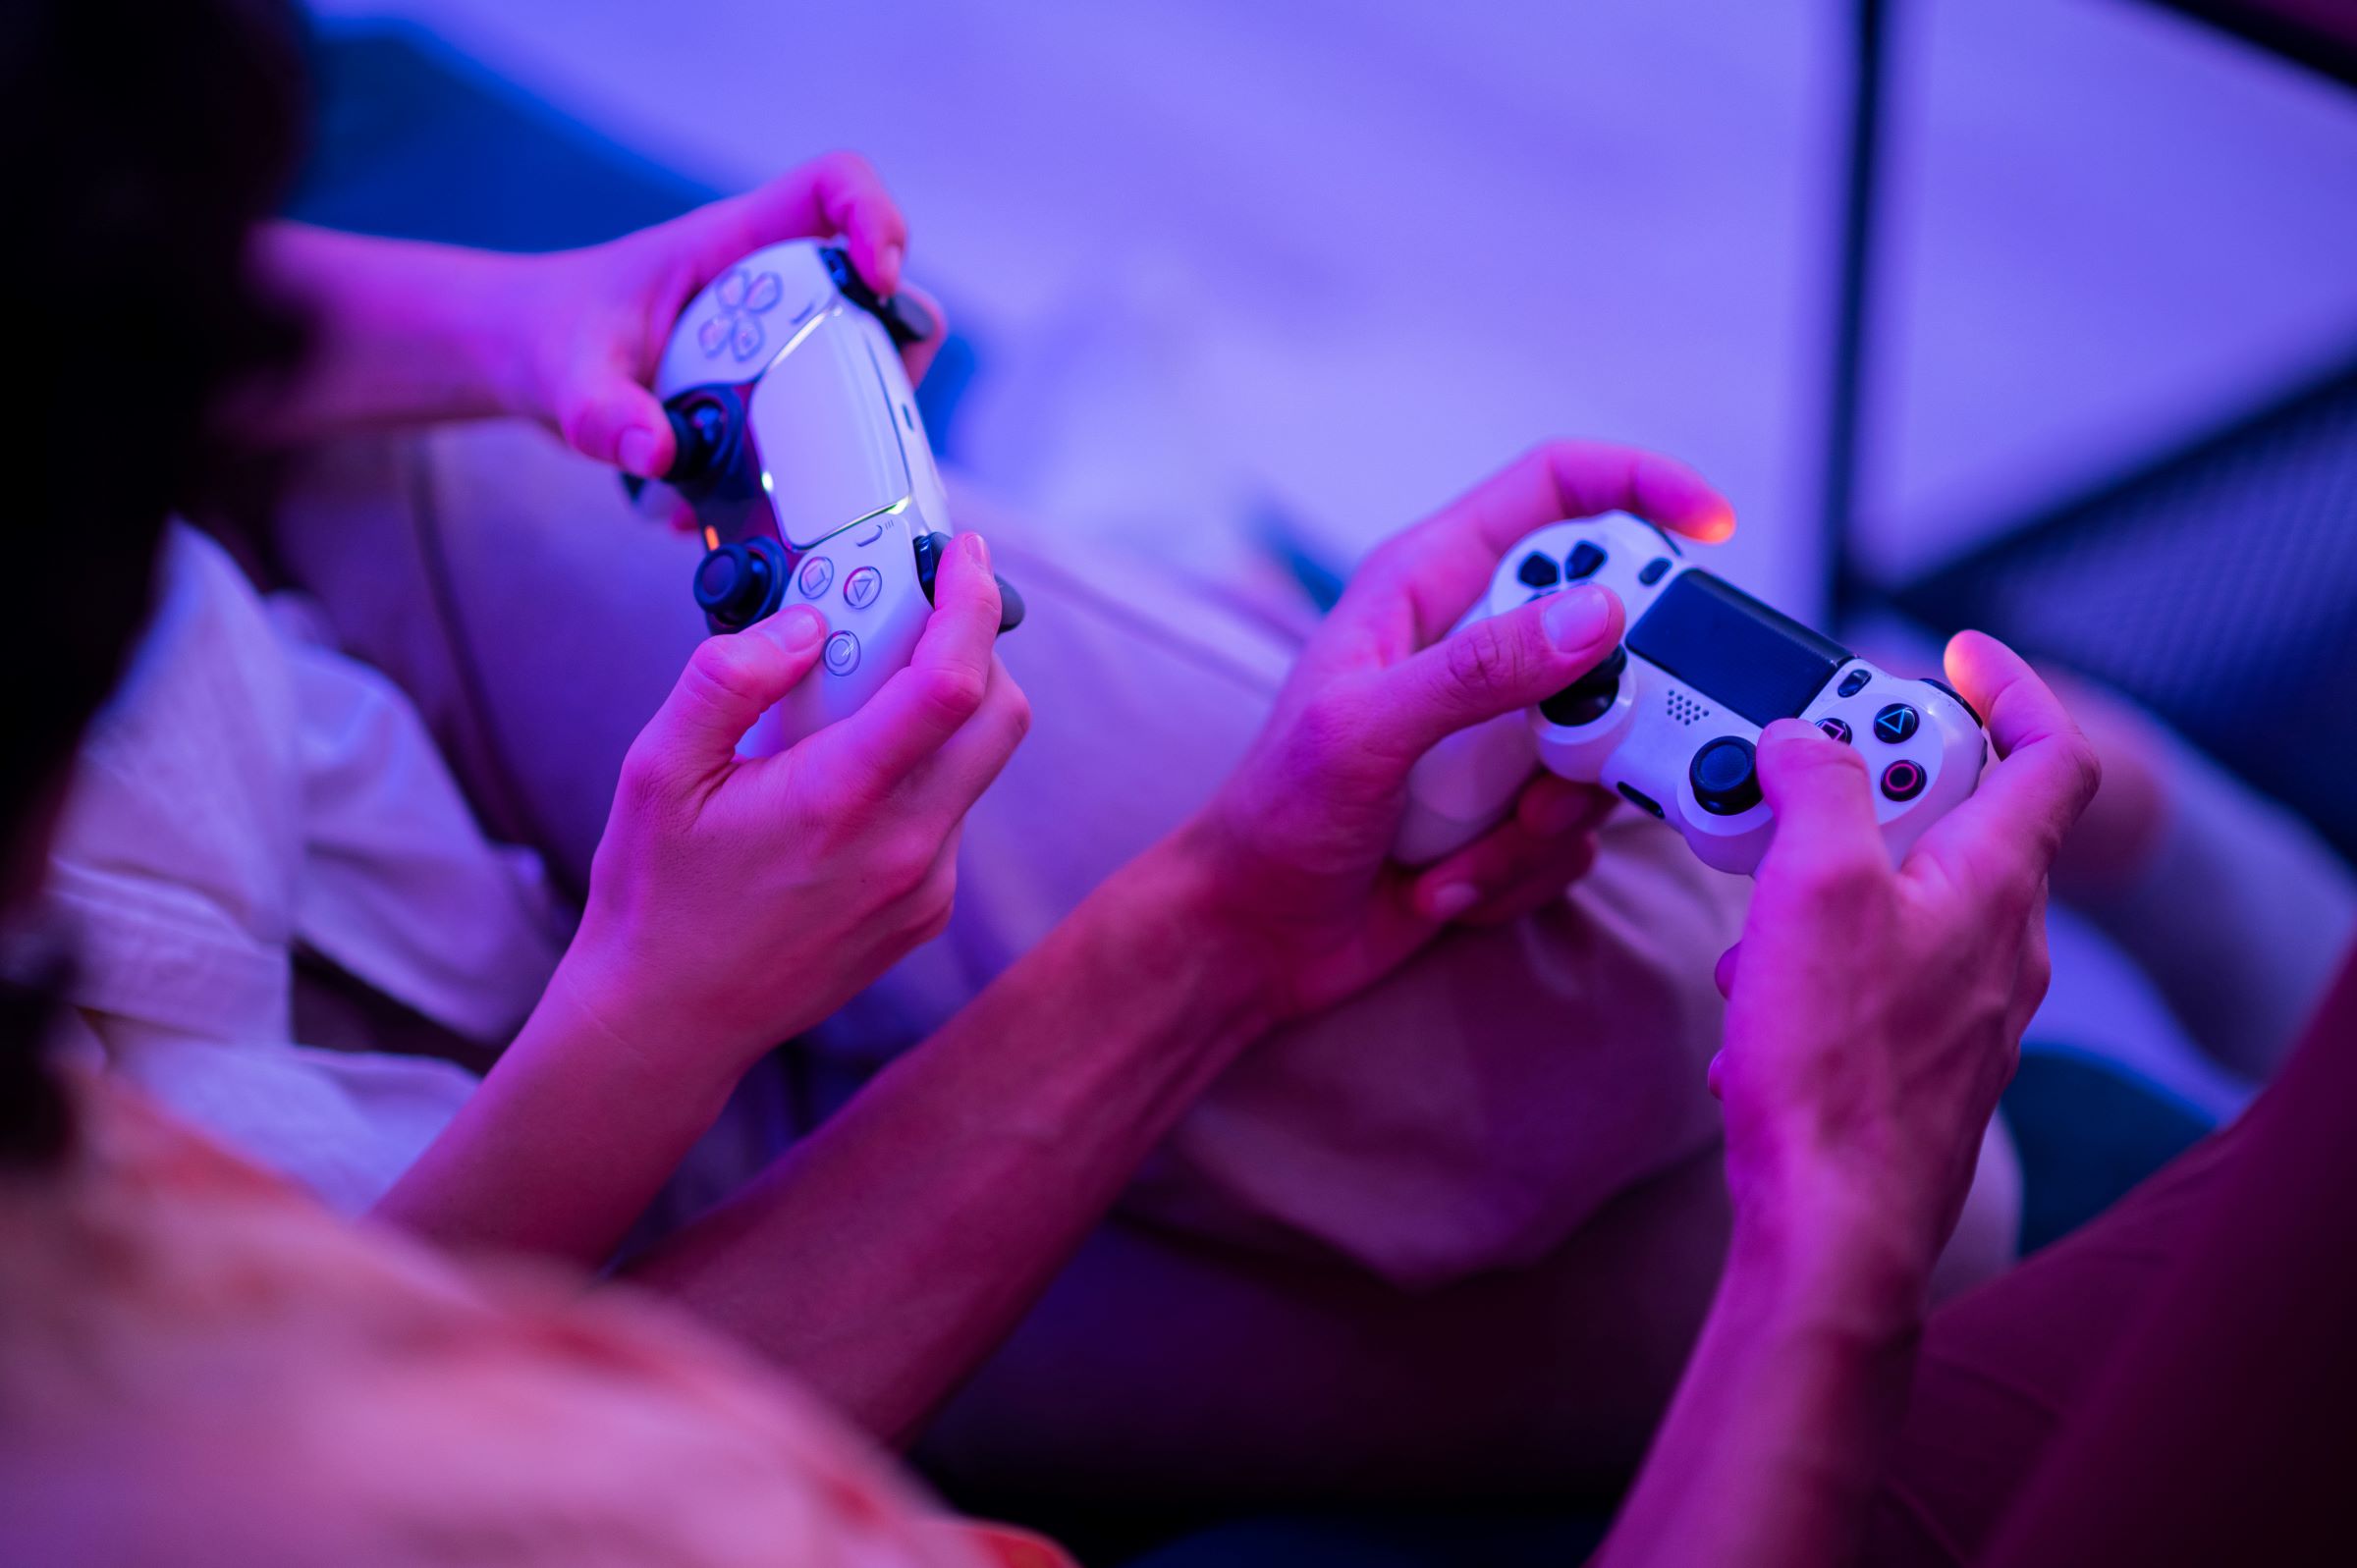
[693,539,785,630]
[1689,735,1762,817]
[1540,644,1628,729]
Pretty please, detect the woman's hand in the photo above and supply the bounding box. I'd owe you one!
[1712,633,2102,1300]
[1172,441,1735,1021]
[557,530,1028,1093]
[500,152,943,479]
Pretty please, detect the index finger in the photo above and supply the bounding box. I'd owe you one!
[1908,631,2103,903]
[825,531,1003,786]
[677,151,910,296]
[1351,441,1737,647]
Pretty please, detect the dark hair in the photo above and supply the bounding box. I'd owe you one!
[2,0,310,1165]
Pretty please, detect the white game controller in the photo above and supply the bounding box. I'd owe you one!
[1397,514,1987,875]
[640,239,1020,758]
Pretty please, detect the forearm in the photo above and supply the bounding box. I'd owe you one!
[370,961,740,1266]
[626,832,1273,1445]
[239,223,531,441]
[1592,1200,1927,1568]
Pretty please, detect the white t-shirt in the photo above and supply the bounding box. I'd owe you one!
[38,524,570,1213]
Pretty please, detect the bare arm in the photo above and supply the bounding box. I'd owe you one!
[627,835,1267,1444]
[235,154,926,471]
[1593,634,2102,1568]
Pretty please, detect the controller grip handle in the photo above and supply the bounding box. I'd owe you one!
[1393,712,1539,866]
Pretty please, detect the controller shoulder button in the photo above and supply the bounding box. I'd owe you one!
[1922,676,1983,727]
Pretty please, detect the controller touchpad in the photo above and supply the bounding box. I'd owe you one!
[744,308,912,548]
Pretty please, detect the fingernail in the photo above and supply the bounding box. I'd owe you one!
[1543,584,1611,650]
[961,531,990,570]
[618,427,661,478]
[760,607,824,651]
[1424,883,1479,921]
[879,243,904,288]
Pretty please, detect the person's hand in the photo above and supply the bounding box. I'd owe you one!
[1172,442,1736,1021]
[1709,633,2101,1298]
[496,152,944,479]
[554,531,1027,1088]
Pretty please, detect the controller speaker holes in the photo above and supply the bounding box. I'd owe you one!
[1665,692,1710,727]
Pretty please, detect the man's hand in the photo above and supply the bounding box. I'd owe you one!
[501,152,942,479]
[1172,441,1735,1021]
[557,531,1028,1094]
[1711,632,2102,1300]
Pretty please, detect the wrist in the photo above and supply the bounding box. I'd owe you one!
[532,942,748,1125]
[1140,818,1294,1037]
[1725,1165,1935,1347]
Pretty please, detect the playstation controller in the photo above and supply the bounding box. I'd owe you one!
[1397,514,1986,875]
[637,240,1021,758]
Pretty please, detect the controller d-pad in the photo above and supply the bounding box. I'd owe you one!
[1540,643,1626,729]
[1690,735,1762,817]
[1516,553,1561,590]
[1565,541,1607,580]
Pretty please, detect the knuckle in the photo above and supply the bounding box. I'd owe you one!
[1446,621,1529,695]
[1786,849,1886,911]
[911,663,989,730]
[685,634,771,706]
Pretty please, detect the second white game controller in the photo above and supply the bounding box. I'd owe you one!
[639,240,1020,758]
[1396,514,1987,875]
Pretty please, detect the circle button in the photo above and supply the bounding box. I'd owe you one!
[843,567,883,609]
[823,631,861,676]
[1689,735,1762,817]
[796,555,835,599]
[1873,703,1920,744]
[1882,758,1928,801]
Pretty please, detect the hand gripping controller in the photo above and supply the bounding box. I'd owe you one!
[1396,514,1987,875]
[639,240,1021,758]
